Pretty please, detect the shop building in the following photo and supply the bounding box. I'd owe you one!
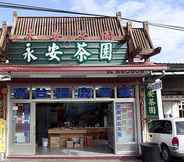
[0,12,167,158]
[152,63,184,118]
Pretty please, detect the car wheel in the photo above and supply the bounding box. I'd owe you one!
[161,145,171,162]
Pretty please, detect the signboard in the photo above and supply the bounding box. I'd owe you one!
[98,88,113,97]
[0,119,5,153]
[54,88,71,98]
[145,85,159,118]
[13,88,29,99]
[78,87,93,98]
[8,41,127,65]
[148,79,162,91]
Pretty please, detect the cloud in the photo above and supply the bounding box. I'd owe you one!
[69,0,184,63]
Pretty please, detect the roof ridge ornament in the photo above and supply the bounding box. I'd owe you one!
[76,30,88,40]
[50,31,62,40]
[100,31,113,40]
[25,29,34,40]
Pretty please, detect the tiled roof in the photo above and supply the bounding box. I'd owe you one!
[11,16,125,40]
[127,22,161,61]
[0,27,6,51]
[0,26,11,63]
[131,28,152,49]
[0,26,11,48]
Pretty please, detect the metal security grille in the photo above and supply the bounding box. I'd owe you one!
[179,101,184,117]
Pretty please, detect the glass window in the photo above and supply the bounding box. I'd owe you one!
[115,102,135,143]
[74,87,93,98]
[96,86,114,98]
[176,121,184,135]
[117,86,134,98]
[53,87,72,98]
[12,103,30,144]
[11,87,30,99]
[32,87,51,99]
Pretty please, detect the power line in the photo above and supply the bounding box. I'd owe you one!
[0,2,105,17]
[0,1,184,31]
[148,23,184,31]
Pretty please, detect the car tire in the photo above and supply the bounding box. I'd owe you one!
[161,145,171,162]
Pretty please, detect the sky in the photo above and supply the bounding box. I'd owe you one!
[1,0,184,63]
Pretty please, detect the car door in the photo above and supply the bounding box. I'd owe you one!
[159,120,173,147]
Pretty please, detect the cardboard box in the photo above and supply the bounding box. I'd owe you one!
[80,137,84,148]
[50,136,60,142]
[66,141,73,148]
[50,143,60,149]
[74,143,80,148]
[60,138,66,148]
[50,136,60,148]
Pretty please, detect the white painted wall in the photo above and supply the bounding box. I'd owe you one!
[162,101,179,118]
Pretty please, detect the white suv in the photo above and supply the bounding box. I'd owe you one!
[148,118,184,162]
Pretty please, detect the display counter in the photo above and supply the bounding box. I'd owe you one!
[48,127,107,149]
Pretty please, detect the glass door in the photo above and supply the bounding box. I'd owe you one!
[8,102,35,155]
[114,101,138,154]
[106,102,115,153]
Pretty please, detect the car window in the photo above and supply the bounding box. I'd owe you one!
[176,121,184,135]
[148,120,163,133]
[148,120,172,134]
[162,121,172,134]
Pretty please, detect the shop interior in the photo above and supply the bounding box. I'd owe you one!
[36,102,114,155]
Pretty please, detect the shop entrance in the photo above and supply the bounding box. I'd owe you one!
[36,102,114,155]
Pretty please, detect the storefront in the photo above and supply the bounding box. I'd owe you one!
[0,12,167,157]
[8,81,139,155]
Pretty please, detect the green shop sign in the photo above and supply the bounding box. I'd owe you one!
[8,41,127,65]
[145,85,158,119]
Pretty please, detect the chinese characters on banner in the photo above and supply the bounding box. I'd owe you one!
[145,86,158,119]
[22,42,113,63]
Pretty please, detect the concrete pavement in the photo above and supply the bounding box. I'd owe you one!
[4,160,142,162]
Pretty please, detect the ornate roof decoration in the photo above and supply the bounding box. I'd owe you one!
[0,11,162,64]
[127,21,161,62]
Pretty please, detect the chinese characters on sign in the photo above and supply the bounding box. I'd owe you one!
[22,42,113,63]
[100,43,112,61]
[74,42,91,63]
[145,86,158,118]
[45,43,63,61]
[22,43,38,62]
